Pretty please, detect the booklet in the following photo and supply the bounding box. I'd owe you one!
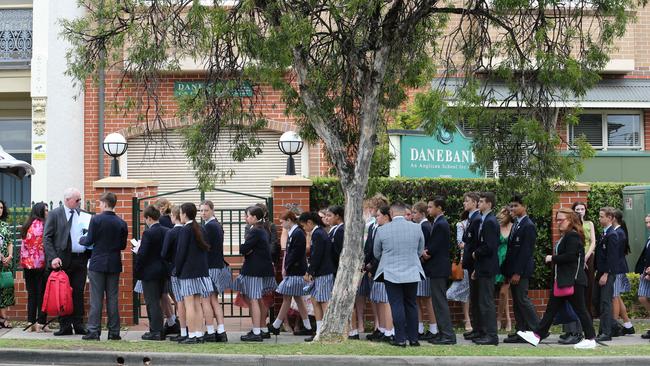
[131,238,141,254]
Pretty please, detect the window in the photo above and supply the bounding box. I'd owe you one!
[569,111,642,150]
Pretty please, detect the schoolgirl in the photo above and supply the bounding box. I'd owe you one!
[160,206,186,341]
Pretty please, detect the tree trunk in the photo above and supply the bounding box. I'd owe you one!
[317,182,368,341]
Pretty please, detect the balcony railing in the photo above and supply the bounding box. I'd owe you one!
[0,9,32,69]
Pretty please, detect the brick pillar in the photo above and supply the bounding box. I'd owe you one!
[551,182,591,243]
[270,176,312,315]
[92,177,159,326]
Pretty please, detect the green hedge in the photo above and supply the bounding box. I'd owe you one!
[310,178,636,290]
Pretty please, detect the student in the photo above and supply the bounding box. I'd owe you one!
[412,201,437,340]
[326,205,344,273]
[161,206,188,342]
[461,192,482,340]
[298,212,335,342]
[154,198,178,335]
[636,215,650,339]
[199,200,229,342]
[517,208,597,350]
[79,192,128,341]
[135,205,169,341]
[424,197,456,345]
[366,205,395,342]
[175,203,213,344]
[502,194,540,343]
[470,192,499,345]
[268,211,312,336]
[611,209,634,336]
[363,195,389,341]
[593,207,625,342]
[235,205,277,342]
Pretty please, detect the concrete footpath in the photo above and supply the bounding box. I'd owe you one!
[0,328,649,365]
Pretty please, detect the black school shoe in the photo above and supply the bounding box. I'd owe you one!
[241,331,263,342]
[267,323,281,336]
[293,328,314,336]
[558,333,583,345]
[641,330,650,339]
[215,332,228,342]
[366,329,382,341]
[261,330,271,339]
[622,326,636,335]
[81,332,100,341]
[179,336,203,344]
[418,331,436,341]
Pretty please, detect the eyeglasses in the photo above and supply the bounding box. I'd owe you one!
[75,199,81,203]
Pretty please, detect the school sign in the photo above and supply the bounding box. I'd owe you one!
[388,127,484,178]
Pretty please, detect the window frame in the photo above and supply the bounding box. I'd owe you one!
[568,110,643,151]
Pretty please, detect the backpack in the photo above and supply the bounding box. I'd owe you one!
[42,270,73,317]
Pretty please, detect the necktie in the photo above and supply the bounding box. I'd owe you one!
[67,209,75,249]
[67,209,75,227]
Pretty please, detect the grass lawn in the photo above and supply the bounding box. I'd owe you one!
[0,338,650,357]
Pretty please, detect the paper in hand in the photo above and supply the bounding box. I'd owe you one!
[131,239,141,254]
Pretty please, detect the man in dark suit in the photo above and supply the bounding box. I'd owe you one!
[79,192,128,340]
[593,207,624,342]
[136,205,170,340]
[471,192,500,345]
[502,194,539,343]
[43,187,89,336]
[461,192,482,340]
[424,197,456,345]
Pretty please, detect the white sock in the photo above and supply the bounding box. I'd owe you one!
[349,329,358,336]
[624,322,633,329]
[316,321,323,333]
[386,328,394,336]
[166,315,177,326]
[379,327,386,333]
[418,322,425,334]
[206,325,215,335]
[217,324,225,334]
[188,332,196,339]
[430,323,438,334]
[302,319,312,330]
[252,327,261,335]
[180,328,188,337]
[196,331,204,338]
[273,319,283,329]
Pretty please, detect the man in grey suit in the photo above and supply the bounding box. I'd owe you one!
[43,187,89,336]
[374,202,426,347]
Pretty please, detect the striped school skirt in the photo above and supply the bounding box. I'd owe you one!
[310,274,334,303]
[170,276,181,300]
[176,276,213,299]
[234,275,277,299]
[209,267,233,294]
[416,277,431,297]
[277,276,308,297]
[357,275,372,297]
[133,279,171,294]
[613,273,631,297]
[638,276,650,297]
[369,281,388,303]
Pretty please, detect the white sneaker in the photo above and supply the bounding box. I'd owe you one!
[574,338,597,349]
[517,330,540,346]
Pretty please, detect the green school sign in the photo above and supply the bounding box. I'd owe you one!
[174,81,254,98]
[393,128,483,178]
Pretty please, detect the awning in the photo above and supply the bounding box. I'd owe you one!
[0,145,35,179]
[432,77,650,109]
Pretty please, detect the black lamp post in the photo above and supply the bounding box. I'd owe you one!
[102,133,128,177]
[277,131,304,176]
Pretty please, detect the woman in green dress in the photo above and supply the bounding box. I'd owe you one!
[496,207,513,331]
[0,200,15,328]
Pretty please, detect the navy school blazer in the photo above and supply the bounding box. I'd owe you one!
[474,211,500,277]
[423,215,452,278]
[204,218,225,269]
[284,226,308,276]
[161,225,182,276]
[595,226,625,274]
[240,224,275,277]
[308,226,335,277]
[135,223,169,281]
[363,223,379,275]
[461,210,482,272]
[420,220,433,244]
[502,215,536,278]
[175,223,209,279]
[80,211,128,274]
[330,224,344,272]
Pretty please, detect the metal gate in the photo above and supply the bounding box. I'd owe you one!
[131,187,273,324]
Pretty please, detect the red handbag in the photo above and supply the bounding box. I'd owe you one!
[553,281,574,297]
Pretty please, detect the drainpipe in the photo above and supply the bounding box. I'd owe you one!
[98,60,105,179]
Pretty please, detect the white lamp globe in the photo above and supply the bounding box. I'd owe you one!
[103,133,128,157]
[278,131,303,155]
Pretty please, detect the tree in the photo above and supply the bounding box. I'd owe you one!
[62,0,645,340]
